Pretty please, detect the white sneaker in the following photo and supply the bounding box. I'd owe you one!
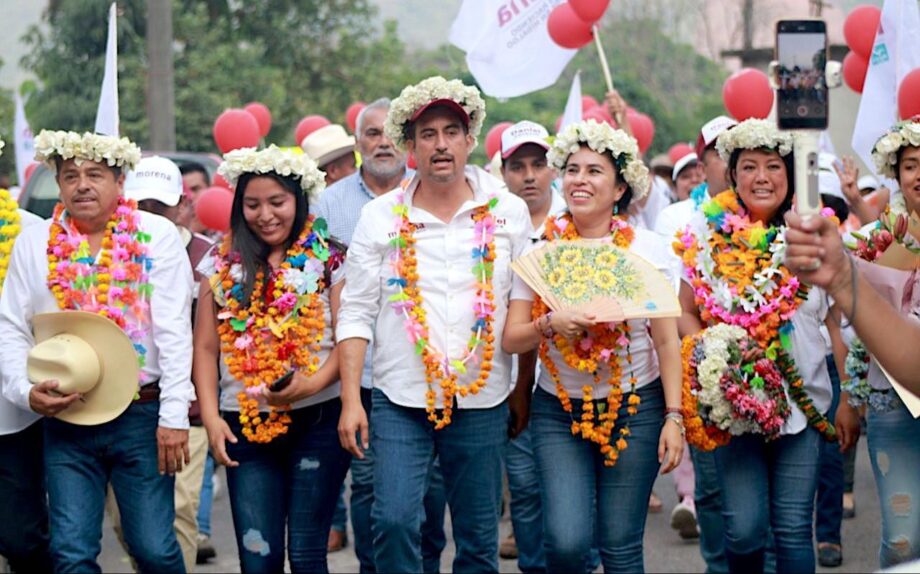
[670,498,699,540]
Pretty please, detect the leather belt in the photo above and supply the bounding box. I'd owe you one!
[135,381,161,404]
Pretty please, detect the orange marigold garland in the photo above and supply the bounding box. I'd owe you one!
[388,188,498,429]
[536,212,640,466]
[213,216,337,443]
[674,189,836,446]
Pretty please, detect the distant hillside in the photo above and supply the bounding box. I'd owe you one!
[373,0,462,49]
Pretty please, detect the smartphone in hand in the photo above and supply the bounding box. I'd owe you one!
[269,370,295,393]
[775,20,829,131]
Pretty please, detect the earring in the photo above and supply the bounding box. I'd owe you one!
[614,205,619,215]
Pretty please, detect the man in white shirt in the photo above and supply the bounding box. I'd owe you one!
[336,77,531,573]
[655,116,737,242]
[0,138,52,572]
[0,131,194,573]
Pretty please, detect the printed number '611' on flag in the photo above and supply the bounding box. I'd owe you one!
[450,0,577,98]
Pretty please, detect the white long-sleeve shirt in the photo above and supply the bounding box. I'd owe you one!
[0,210,195,429]
[336,166,532,409]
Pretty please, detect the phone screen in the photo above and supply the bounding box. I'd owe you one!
[776,20,828,130]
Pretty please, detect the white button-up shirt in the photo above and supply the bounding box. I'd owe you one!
[0,210,195,429]
[337,166,532,409]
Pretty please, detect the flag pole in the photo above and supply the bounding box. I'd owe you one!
[592,25,614,92]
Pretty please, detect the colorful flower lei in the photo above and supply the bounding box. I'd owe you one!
[674,189,836,443]
[680,323,791,449]
[534,212,639,467]
[388,189,497,429]
[47,199,152,378]
[212,216,338,443]
[0,189,22,295]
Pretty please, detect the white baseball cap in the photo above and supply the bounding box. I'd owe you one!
[501,121,550,159]
[672,152,699,180]
[124,156,183,207]
[696,116,738,157]
[857,175,879,191]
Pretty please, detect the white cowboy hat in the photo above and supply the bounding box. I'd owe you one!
[28,311,141,425]
[300,124,356,168]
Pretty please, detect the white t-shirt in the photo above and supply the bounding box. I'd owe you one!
[511,228,681,398]
[197,250,345,412]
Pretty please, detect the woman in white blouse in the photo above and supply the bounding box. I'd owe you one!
[192,148,350,573]
[503,120,684,573]
[675,119,853,574]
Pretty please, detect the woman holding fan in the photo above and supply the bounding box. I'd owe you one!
[674,119,854,574]
[502,119,684,573]
[193,146,351,573]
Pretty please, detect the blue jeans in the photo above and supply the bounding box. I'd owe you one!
[867,398,920,568]
[371,388,506,574]
[197,451,215,537]
[350,387,447,574]
[224,398,351,573]
[532,382,664,574]
[714,427,821,574]
[44,401,184,573]
[690,446,729,573]
[504,424,546,573]
[332,483,348,532]
[815,355,844,545]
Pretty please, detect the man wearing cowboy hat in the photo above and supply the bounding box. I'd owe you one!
[0,137,53,572]
[336,76,531,572]
[302,123,358,186]
[0,131,194,573]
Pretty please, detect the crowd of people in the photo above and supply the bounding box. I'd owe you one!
[0,73,917,574]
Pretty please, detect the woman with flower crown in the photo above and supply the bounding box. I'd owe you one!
[826,116,920,569]
[192,145,350,573]
[502,119,685,573]
[673,118,855,574]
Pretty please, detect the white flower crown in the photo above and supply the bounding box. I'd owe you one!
[384,76,486,149]
[34,130,142,171]
[547,120,651,200]
[218,145,326,200]
[715,119,793,162]
[871,117,920,179]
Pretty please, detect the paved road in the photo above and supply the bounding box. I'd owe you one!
[99,439,882,573]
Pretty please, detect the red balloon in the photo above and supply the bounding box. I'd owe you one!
[899,68,920,120]
[547,3,594,49]
[842,51,870,93]
[581,95,600,111]
[23,162,40,186]
[485,122,513,159]
[195,187,234,233]
[295,115,332,147]
[844,5,881,59]
[212,170,232,190]
[627,109,655,155]
[583,105,617,128]
[345,102,366,133]
[213,109,261,154]
[407,153,417,170]
[722,68,774,121]
[569,0,610,25]
[244,102,272,138]
[668,143,694,164]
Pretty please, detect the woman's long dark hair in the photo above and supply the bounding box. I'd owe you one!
[230,172,309,306]
[727,148,795,228]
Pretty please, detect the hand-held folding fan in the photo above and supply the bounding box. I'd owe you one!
[511,240,681,322]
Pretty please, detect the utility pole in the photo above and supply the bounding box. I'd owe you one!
[742,0,754,50]
[147,0,176,151]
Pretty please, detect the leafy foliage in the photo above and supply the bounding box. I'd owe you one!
[18,0,727,163]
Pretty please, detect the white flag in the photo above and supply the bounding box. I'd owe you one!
[13,92,34,189]
[450,0,577,98]
[95,2,119,136]
[851,0,920,178]
[559,71,582,132]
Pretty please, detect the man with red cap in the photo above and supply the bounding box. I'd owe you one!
[336,77,531,572]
